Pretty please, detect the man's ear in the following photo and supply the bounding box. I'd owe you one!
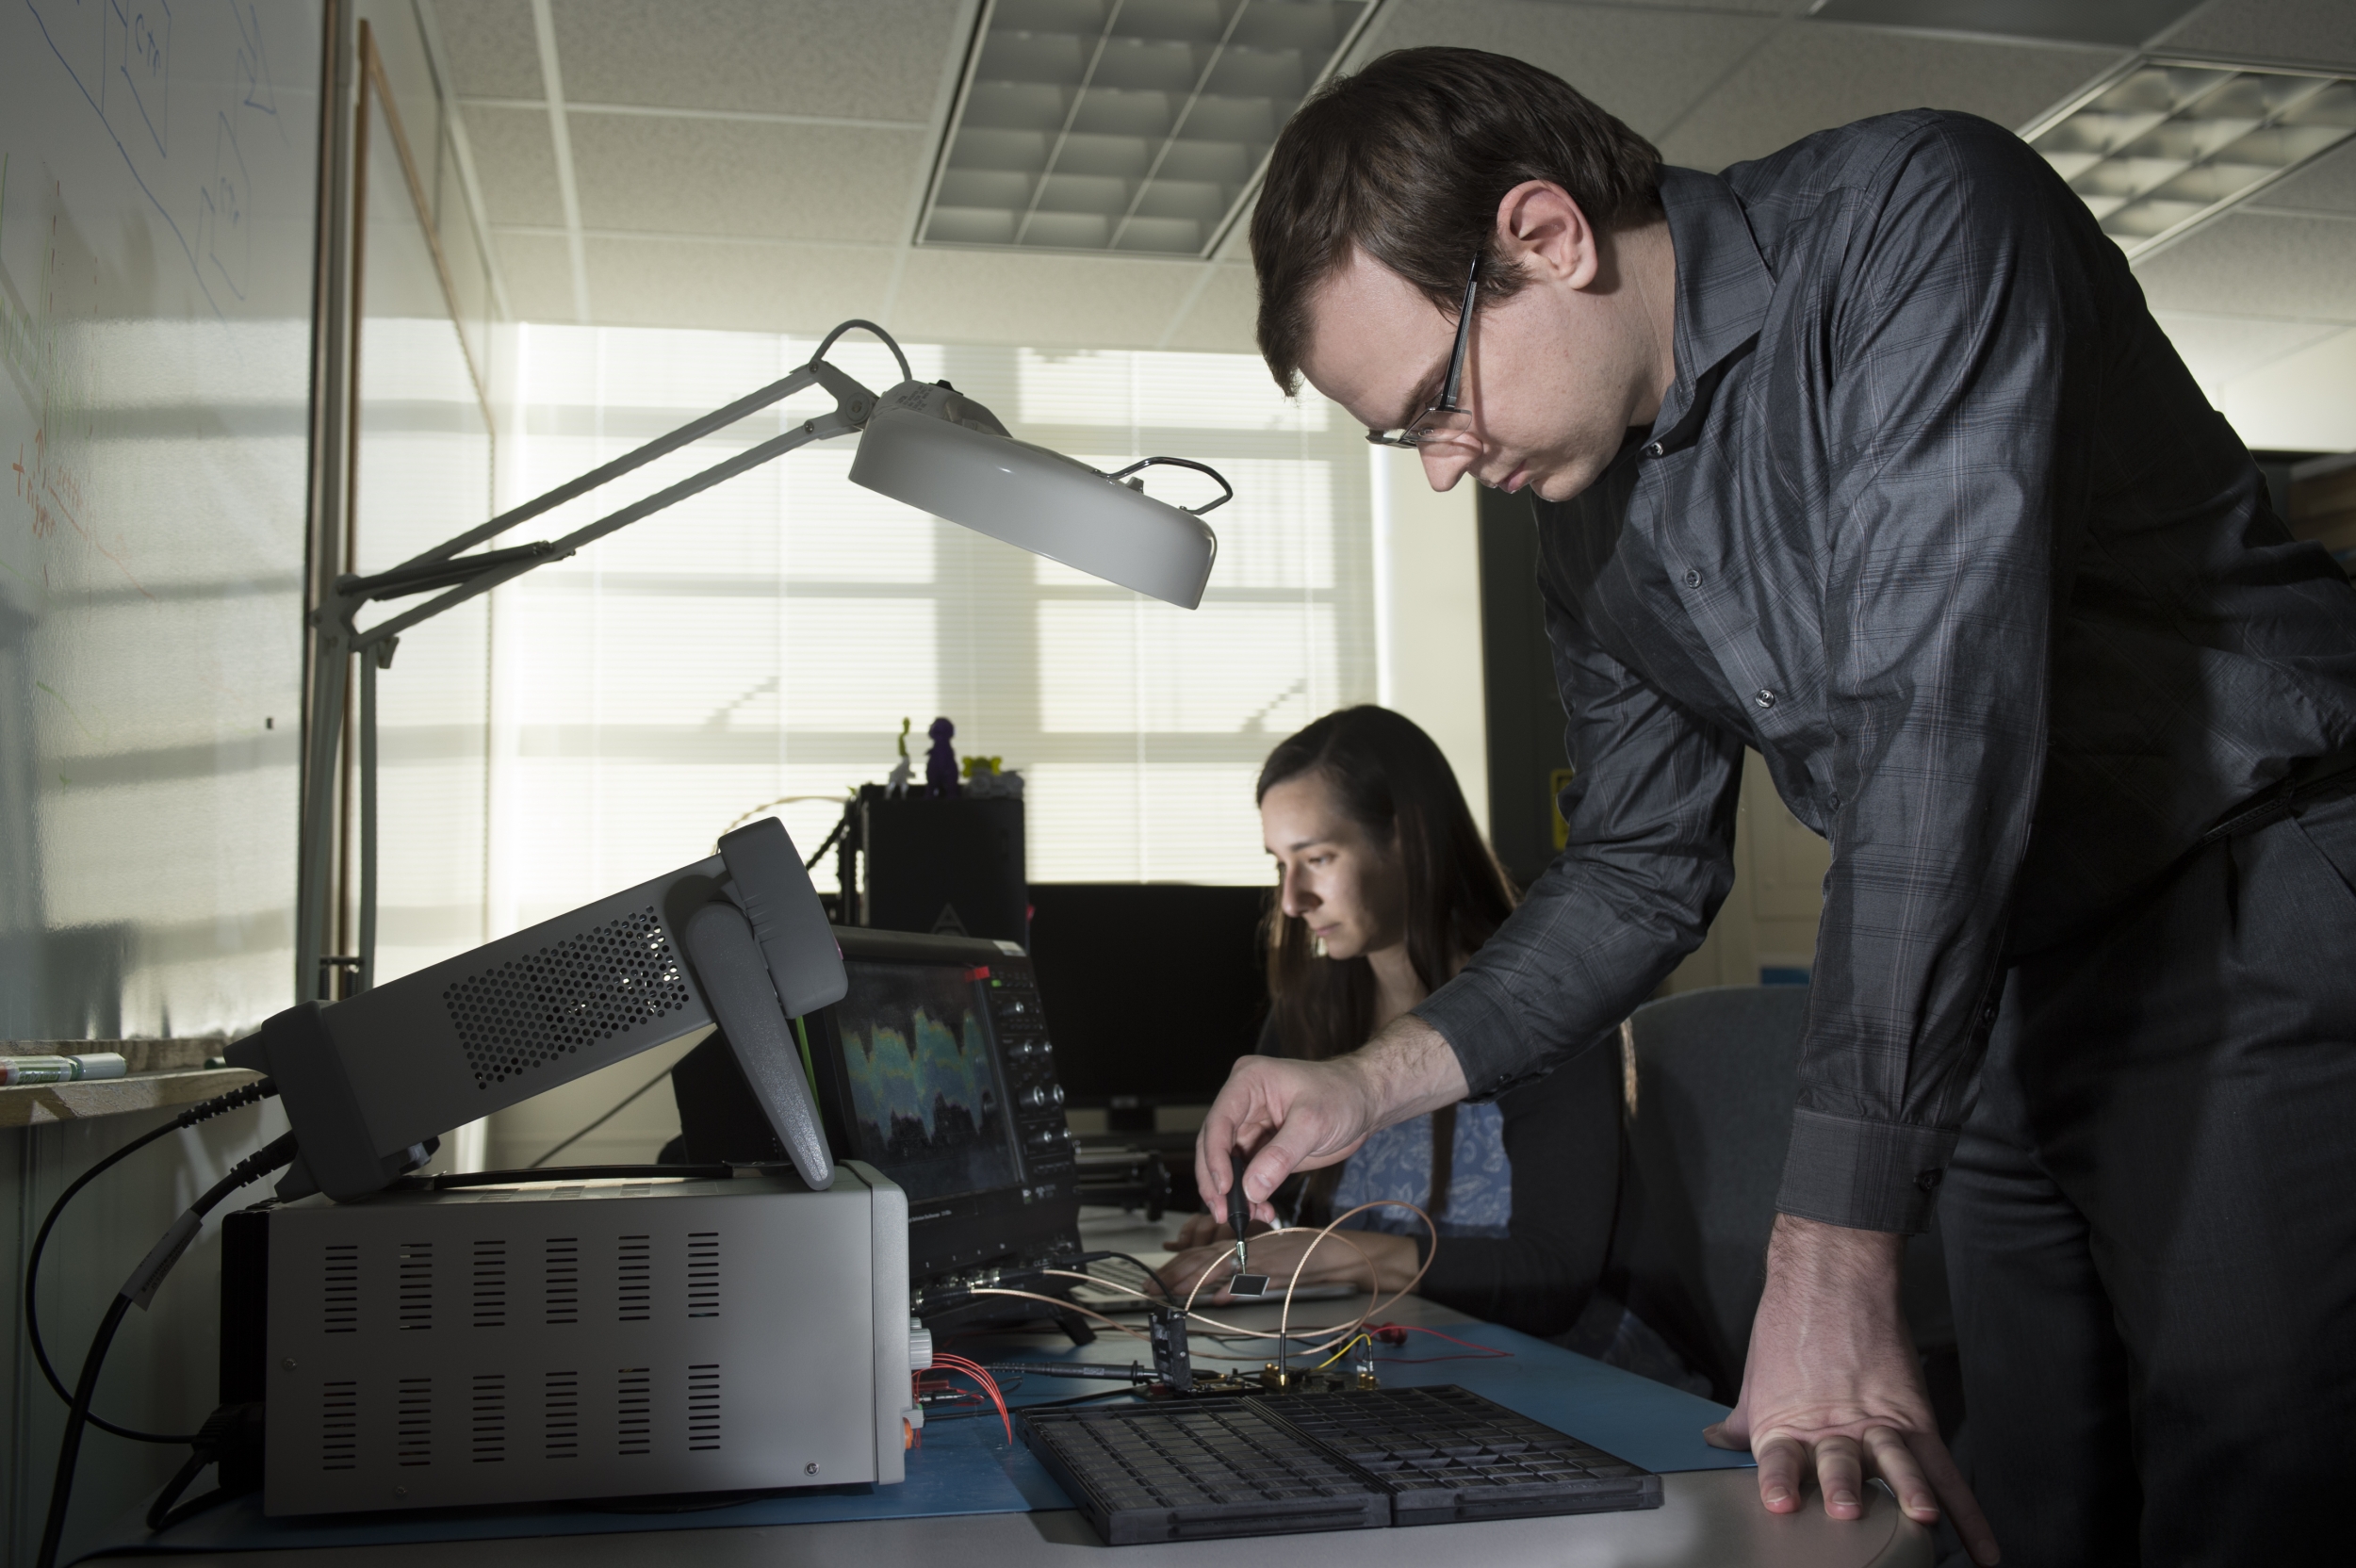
[1494,181,1602,291]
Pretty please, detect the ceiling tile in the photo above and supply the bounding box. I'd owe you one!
[1812,0,2196,49]
[550,0,964,120]
[2150,309,2346,397]
[1363,1,1778,140]
[581,237,896,334]
[891,247,1208,350]
[1657,21,2119,172]
[425,0,545,100]
[2248,138,2356,216]
[567,116,925,243]
[494,230,580,321]
[461,106,566,228]
[2160,0,2356,71]
[1159,263,1260,353]
[1511,0,1801,13]
[2132,211,2356,321]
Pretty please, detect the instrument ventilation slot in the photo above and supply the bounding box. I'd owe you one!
[617,1235,651,1321]
[320,1380,358,1470]
[396,1377,433,1467]
[442,906,693,1086]
[470,1373,507,1462]
[544,1237,579,1325]
[543,1371,579,1460]
[397,1243,434,1331]
[688,1364,721,1451]
[616,1368,652,1456]
[322,1244,359,1334]
[687,1232,719,1318]
[472,1239,507,1328]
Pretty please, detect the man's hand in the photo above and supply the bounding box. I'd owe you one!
[1705,1215,2000,1565]
[1195,1016,1468,1221]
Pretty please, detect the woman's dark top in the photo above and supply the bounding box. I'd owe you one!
[1258,1015,1621,1339]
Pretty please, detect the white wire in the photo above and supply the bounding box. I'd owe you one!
[960,1288,1275,1363]
[1096,1199,1439,1367]
[1277,1200,1438,1373]
[1039,1246,1379,1343]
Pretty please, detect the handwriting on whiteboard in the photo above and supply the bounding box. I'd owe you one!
[25,0,283,318]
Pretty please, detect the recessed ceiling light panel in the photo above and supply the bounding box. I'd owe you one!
[2023,59,2356,258]
[918,0,1382,257]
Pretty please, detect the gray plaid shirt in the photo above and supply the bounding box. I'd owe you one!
[1414,111,2356,1234]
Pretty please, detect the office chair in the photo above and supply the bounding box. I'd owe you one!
[1605,984,1959,1427]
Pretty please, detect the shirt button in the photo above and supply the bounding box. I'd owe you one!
[1644,442,1664,459]
[1683,569,1702,589]
[1753,689,1776,710]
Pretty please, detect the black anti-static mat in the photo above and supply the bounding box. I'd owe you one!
[1021,1398,1391,1545]
[1019,1385,1661,1545]
[1272,1384,1663,1525]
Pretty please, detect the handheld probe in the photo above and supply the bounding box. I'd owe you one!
[1227,1147,1268,1298]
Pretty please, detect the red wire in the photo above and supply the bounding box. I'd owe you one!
[1366,1322,1513,1358]
[929,1354,1013,1445]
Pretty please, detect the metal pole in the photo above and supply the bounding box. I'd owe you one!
[358,647,379,992]
[297,0,360,1003]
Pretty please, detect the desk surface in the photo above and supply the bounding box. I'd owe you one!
[85,1209,1929,1568]
[95,1470,1928,1568]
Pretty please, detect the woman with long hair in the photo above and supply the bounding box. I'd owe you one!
[1157,706,1625,1339]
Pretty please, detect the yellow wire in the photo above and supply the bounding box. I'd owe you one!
[1316,1332,1370,1372]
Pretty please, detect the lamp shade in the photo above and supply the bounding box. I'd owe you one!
[848,381,1218,610]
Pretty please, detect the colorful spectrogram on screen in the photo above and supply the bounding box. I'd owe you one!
[835,961,1022,1201]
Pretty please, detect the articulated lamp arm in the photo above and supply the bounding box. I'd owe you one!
[300,318,1225,1000]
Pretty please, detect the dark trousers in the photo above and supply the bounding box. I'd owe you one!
[1942,789,2356,1567]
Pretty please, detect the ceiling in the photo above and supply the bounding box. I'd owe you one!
[424,0,2356,447]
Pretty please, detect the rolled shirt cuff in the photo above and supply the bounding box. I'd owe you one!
[1775,1108,1959,1235]
[1409,975,1536,1102]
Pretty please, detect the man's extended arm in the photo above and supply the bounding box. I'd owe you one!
[1195,1015,1465,1217]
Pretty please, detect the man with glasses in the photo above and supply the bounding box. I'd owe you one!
[1198,46,2356,1568]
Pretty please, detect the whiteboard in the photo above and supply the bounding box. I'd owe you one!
[1,0,322,1038]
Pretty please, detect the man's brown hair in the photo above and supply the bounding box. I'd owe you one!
[1251,47,1663,394]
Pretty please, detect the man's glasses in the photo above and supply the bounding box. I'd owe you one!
[1366,256,1481,449]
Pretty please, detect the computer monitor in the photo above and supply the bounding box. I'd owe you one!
[1023,884,1269,1130]
[673,926,1081,1299]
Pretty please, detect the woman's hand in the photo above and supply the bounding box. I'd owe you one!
[1156,1226,1421,1303]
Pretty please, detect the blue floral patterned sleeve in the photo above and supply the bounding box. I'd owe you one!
[1331,1104,1513,1240]
[1259,1014,1623,1338]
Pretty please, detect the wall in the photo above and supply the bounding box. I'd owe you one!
[6,4,518,1555]
[3,3,325,1560]
[1475,487,1574,890]
[1371,447,1488,834]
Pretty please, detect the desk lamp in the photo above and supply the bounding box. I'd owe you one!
[254,320,1228,1201]
[298,320,1223,1000]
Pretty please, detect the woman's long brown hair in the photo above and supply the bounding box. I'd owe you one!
[1258,706,1518,1067]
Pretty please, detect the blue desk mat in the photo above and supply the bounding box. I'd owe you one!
[82,1322,1744,1560]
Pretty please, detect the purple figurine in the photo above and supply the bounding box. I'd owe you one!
[924,716,961,798]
